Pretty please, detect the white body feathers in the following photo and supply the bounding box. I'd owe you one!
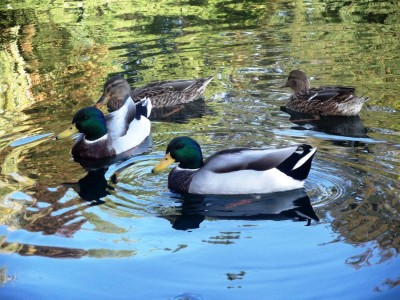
[171,146,317,195]
[189,168,305,194]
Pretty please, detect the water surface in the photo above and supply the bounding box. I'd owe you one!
[1,0,400,299]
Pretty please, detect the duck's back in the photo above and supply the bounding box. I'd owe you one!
[288,86,367,116]
[188,146,315,195]
[131,76,214,108]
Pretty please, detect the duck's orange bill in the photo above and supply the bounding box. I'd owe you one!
[56,125,79,140]
[152,153,175,174]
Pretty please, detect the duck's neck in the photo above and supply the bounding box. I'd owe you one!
[178,155,203,169]
[295,79,311,93]
[84,123,107,141]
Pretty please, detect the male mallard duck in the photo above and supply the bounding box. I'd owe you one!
[95,75,214,112]
[56,95,151,160]
[152,136,317,195]
[283,70,368,116]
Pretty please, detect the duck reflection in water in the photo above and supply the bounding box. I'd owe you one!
[281,106,368,139]
[150,97,213,123]
[62,168,116,204]
[166,188,319,230]
[63,135,152,204]
[281,106,370,149]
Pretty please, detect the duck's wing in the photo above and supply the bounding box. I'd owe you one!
[104,96,137,139]
[131,76,214,100]
[171,76,214,93]
[131,80,188,100]
[203,146,300,173]
[111,117,151,155]
[202,145,317,181]
[154,79,198,91]
[306,86,356,103]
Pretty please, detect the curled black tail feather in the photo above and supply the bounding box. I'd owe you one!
[276,144,316,181]
[135,100,149,120]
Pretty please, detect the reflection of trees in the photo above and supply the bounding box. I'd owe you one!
[0,29,33,112]
[1,0,400,107]
[320,1,400,24]
[23,195,89,237]
[0,239,136,258]
[1,240,87,258]
[330,176,400,268]
[1,178,126,238]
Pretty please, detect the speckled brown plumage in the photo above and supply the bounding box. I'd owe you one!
[283,70,368,116]
[131,76,214,108]
[96,75,214,112]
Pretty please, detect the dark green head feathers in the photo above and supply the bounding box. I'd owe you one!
[167,136,204,169]
[72,106,107,141]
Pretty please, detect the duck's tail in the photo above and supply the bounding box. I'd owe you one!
[135,97,152,119]
[276,145,317,181]
[202,75,214,86]
[185,75,214,95]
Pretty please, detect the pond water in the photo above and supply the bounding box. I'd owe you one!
[1,0,400,299]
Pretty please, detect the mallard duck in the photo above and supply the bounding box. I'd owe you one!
[283,70,368,116]
[152,136,317,195]
[95,75,214,112]
[56,95,151,160]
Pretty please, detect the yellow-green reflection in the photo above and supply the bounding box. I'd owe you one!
[0,237,136,258]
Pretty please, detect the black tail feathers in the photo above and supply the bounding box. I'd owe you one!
[276,144,317,181]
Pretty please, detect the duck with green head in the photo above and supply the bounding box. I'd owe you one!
[283,70,369,116]
[152,136,317,195]
[57,91,152,160]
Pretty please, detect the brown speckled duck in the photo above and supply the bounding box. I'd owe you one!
[95,75,214,112]
[283,70,368,116]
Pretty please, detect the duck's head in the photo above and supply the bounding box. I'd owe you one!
[56,107,107,141]
[73,107,107,140]
[283,70,311,93]
[95,75,132,112]
[152,136,203,173]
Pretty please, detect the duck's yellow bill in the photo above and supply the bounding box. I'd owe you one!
[56,125,78,140]
[152,153,175,174]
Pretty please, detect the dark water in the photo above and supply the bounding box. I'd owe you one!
[1,0,400,299]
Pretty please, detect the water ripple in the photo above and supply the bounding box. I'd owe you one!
[305,159,355,208]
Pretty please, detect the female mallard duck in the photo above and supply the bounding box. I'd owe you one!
[283,70,368,116]
[95,75,214,112]
[152,136,317,195]
[56,95,152,160]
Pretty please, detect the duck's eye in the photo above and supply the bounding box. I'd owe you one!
[176,143,184,150]
[82,116,89,120]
